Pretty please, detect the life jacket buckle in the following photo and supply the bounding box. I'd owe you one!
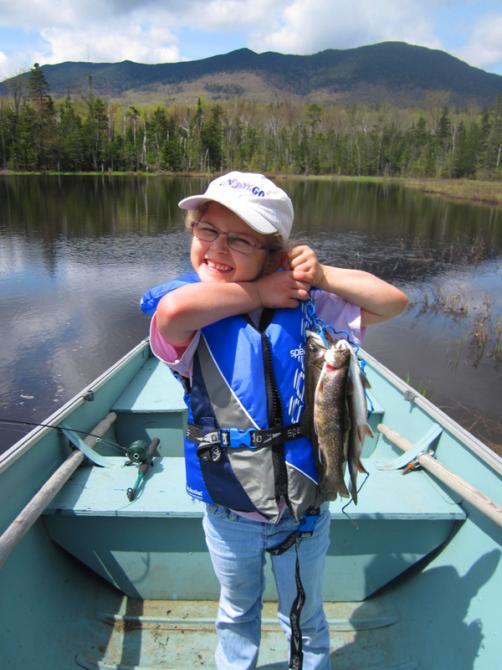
[297,507,320,537]
[227,427,255,449]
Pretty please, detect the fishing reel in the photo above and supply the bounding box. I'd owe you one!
[125,437,160,501]
[125,440,149,465]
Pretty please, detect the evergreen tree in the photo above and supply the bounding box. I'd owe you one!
[28,63,51,112]
[161,115,183,171]
[435,106,453,176]
[84,97,109,171]
[58,97,84,170]
[10,103,38,170]
[484,96,502,178]
[25,63,57,169]
[201,105,224,171]
[452,122,473,178]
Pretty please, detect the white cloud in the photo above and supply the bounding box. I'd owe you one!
[0,1,187,69]
[184,0,285,31]
[36,23,181,65]
[454,14,502,71]
[249,0,441,54]
[0,52,20,81]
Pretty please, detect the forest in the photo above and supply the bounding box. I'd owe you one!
[0,64,501,180]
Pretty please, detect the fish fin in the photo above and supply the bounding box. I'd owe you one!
[348,460,359,505]
[360,369,371,389]
[338,482,351,498]
[354,453,368,475]
[357,423,374,441]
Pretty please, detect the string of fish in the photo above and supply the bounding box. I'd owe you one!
[303,298,372,511]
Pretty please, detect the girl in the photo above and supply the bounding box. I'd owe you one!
[142,172,408,670]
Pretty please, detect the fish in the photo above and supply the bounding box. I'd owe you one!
[346,345,372,503]
[301,329,330,446]
[313,338,351,500]
[303,330,372,503]
[347,346,374,446]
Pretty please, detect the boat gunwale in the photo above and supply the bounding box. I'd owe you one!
[2,340,500,478]
[362,348,502,476]
[0,339,150,474]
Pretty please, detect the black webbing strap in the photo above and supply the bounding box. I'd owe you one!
[265,509,320,670]
[267,534,305,670]
[290,541,306,670]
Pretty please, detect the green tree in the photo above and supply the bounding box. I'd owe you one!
[57,97,84,170]
[161,115,184,171]
[84,97,109,171]
[27,63,51,112]
[452,121,472,177]
[483,96,502,178]
[9,103,38,169]
[201,104,224,171]
[435,106,453,176]
[25,63,57,168]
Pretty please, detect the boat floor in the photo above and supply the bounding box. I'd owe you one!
[76,597,415,670]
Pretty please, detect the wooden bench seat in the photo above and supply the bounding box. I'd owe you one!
[45,452,465,601]
[46,456,464,522]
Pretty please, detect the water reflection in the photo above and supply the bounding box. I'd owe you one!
[0,176,501,453]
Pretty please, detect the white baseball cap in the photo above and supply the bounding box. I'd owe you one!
[178,171,294,241]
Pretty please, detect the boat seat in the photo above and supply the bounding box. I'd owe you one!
[45,447,465,602]
[111,357,187,457]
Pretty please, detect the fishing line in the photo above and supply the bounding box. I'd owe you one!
[304,297,359,348]
[0,418,127,453]
[341,471,371,526]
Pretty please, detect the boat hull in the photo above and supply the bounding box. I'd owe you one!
[1,340,501,669]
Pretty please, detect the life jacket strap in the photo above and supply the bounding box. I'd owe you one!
[187,423,304,453]
[265,507,320,670]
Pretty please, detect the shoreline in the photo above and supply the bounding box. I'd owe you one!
[1,171,501,208]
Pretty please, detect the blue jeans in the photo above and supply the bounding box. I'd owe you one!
[202,503,332,670]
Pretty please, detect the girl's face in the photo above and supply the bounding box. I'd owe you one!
[190,203,279,283]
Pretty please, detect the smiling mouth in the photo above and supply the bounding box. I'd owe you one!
[205,259,234,273]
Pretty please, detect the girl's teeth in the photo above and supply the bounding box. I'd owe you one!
[207,260,232,272]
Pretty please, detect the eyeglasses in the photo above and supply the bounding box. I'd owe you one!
[191,221,273,255]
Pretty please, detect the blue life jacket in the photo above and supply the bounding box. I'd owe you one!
[141,274,320,521]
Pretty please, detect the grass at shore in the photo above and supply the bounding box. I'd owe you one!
[291,175,502,207]
[391,177,502,207]
[2,171,501,207]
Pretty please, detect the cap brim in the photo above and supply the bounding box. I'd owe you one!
[178,194,277,235]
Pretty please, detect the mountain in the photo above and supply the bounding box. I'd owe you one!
[2,42,502,107]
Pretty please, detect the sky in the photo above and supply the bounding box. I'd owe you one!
[0,0,502,81]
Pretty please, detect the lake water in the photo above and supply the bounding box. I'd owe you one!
[0,175,501,454]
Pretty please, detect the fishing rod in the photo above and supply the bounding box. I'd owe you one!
[1,418,159,494]
[0,418,128,454]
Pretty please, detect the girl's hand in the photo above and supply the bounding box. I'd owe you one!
[288,245,325,287]
[255,270,310,309]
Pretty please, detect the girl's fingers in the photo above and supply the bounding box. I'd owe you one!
[289,253,309,269]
